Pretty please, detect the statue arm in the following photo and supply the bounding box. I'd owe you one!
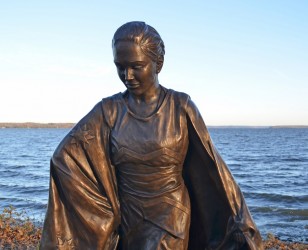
[40,101,120,250]
[183,97,263,250]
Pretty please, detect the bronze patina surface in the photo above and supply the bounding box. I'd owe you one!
[40,21,263,249]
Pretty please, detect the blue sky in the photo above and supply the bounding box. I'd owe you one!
[1,1,307,125]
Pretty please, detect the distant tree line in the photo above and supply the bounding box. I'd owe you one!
[0,122,75,128]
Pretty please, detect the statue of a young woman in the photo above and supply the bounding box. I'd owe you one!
[40,21,263,250]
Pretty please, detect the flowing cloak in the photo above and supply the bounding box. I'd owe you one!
[40,91,263,250]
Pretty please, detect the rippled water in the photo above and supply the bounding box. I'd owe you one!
[0,128,307,242]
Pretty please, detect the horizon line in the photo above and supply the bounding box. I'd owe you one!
[0,122,308,129]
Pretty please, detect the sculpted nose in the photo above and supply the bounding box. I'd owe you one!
[124,68,134,80]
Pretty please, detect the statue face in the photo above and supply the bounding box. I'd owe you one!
[113,41,158,96]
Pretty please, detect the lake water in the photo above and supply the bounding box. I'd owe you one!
[0,127,307,242]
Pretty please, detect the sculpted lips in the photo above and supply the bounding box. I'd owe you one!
[125,82,140,89]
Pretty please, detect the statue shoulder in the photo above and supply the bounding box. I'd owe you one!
[101,92,122,128]
[168,89,191,109]
[101,92,122,109]
[53,93,122,157]
[168,89,204,121]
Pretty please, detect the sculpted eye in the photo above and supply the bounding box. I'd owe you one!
[132,65,143,70]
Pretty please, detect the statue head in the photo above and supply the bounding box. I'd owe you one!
[112,21,165,73]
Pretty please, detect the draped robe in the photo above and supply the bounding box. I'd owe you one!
[40,90,263,250]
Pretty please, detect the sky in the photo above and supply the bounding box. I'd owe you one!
[1,1,307,125]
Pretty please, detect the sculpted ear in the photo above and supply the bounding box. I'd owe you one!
[156,56,164,73]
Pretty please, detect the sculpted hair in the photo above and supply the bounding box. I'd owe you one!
[112,21,165,73]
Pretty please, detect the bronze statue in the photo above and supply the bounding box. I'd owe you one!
[40,22,263,249]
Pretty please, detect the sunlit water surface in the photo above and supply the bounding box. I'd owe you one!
[0,128,307,242]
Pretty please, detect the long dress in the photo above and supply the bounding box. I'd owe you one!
[40,88,263,249]
[111,88,190,249]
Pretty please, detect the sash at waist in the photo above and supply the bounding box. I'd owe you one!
[117,163,184,198]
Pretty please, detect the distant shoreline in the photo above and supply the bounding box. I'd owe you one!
[0,122,75,128]
[209,125,308,129]
[1,123,308,129]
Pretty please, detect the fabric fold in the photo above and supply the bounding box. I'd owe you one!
[40,91,263,249]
